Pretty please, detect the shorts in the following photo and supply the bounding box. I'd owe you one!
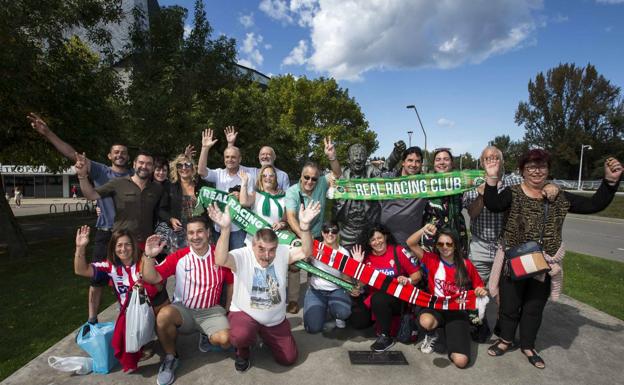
[419,308,471,358]
[151,287,170,307]
[91,229,112,287]
[171,304,229,337]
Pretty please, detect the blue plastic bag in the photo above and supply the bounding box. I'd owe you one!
[76,322,117,374]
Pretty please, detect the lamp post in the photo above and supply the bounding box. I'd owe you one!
[406,105,428,171]
[407,131,413,147]
[459,154,464,171]
[577,144,592,190]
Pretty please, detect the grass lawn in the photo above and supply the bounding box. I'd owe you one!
[0,239,115,381]
[563,251,624,320]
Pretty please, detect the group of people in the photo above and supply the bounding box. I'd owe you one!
[28,112,622,383]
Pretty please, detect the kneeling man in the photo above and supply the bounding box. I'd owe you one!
[208,201,320,372]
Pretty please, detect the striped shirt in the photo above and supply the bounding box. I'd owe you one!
[92,261,157,306]
[155,246,233,309]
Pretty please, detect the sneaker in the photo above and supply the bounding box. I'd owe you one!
[420,332,438,354]
[335,319,347,329]
[323,320,336,331]
[234,355,251,372]
[157,355,179,385]
[198,333,212,353]
[370,334,395,352]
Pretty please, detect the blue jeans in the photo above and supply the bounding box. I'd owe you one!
[303,286,352,334]
[213,229,247,251]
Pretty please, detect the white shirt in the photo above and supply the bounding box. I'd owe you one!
[310,245,350,291]
[230,245,290,326]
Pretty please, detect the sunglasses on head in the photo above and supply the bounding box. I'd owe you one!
[436,241,454,248]
[303,175,319,182]
[322,227,339,234]
[176,162,193,169]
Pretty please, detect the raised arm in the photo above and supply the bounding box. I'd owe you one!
[238,170,254,207]
[224,126,238,148]
[288,201,321,264]
[74,153,101,200]
[207,203,237,272]
[566,157,622,214]
[406,224,437,260]
[324,136,342,178]
[385,140,406,172]
[74,225,94,277]
[141,235,166,284]
[198,128,218,178]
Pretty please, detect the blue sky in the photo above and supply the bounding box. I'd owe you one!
[159,0,624,159]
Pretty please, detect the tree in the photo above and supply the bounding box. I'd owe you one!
[515,63,624,178]
[488,135,529,173]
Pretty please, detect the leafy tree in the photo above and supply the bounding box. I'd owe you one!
[488,135,529,173]
[515,63,624,178]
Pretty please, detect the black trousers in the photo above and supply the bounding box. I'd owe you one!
[498,274,551,350]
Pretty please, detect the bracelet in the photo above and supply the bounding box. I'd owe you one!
[486,175,498,179]
[77,175,87,180]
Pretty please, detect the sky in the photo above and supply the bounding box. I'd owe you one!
[158,0,624,159]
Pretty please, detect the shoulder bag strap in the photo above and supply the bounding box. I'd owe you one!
[539,201,549,246]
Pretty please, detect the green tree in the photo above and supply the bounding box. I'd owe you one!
[488,135,529,173]
[515,63,624,178]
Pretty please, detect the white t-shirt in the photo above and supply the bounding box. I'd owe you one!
[310,245,350,291]
[202,166,256,232]
[230,244,290,326]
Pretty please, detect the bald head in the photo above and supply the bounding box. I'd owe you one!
[224,146,242,171]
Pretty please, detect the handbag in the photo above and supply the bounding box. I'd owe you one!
[504,201,552,280]
[76,322,117,374]
[125,286,156,353]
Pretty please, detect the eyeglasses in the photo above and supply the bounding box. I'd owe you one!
[436,241,454,248]
[262,173,276,178]
[484,156,500,162]
[322,227,339,234]
[176,162,193,169]
[524,165,548,173]
[303,175,319,182]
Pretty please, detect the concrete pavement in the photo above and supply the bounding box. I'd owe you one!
[563,214,624,262]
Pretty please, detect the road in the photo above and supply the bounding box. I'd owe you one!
[563,214,624,262]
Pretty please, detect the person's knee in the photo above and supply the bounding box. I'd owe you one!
[156,305,180,328]
[303,305,325,334]
[229,325,254,345]
[276,345,298,366]
[210,329,230,346]
[418,314,437,331]
[450,353,469,368]
[331,303,352,321]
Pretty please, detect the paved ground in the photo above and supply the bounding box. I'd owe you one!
[563,214,624,262]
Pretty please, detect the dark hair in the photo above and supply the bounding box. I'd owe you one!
[109,143,128,152]
[321,220,340,233]
[135,150,153,161]
[187,216,209,230]
[301,160,320,173]
[435,227,470,289]
[402,146,423,161]
[254,228,278,244]
[153,156,168,170]
[107,229,139,266]
[518,149,551,171]
[433,147,453,162]
[362,223,396,255]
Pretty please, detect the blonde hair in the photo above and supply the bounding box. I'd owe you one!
[169,154,196,183]
[256,165,278,192]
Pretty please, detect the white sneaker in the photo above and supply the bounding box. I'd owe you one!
[157,355,179,385]
[335,319,347,329]
[420,332,438,354]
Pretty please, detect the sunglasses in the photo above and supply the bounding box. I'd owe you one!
[176,162,193,169]
[262,173,276,178]
[303,175,319,182]
[436,241,454,248]
[322,228,339,235]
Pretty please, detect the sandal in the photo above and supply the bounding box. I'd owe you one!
[523,349,545,369]
[487,338,512,357]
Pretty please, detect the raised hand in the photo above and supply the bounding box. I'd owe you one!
[351,244,365,262]
[299,201,321,228]
[144,234,166,258]
[27,112,50,135]
[239,169,249,185]
[422,223,437,237]
[207,203,231,229]
[224,126,238,145]
[484,156,500,179]
[74,152,88,177]
[394,140,406,153]
[184,144,196,159]
[75,225,90,248]
[324,136,336,160]
[202,128,218,148]
[605,157,623,184]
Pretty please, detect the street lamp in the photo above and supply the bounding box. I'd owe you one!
[577,144,593,190]
[407,131,413,147]
[459,154,465,171]
[406,105,428,171]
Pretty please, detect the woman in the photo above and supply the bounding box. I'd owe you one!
[152,156,170,184]
[407,225,488,368]
[484,150,622,369]
[302,221,353,333]
[350,224,422,352]
[160,154,210,251]
[423,148,469,257]
[73,226,169,372]
[239,165,287,231]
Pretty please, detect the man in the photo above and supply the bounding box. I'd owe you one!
[75,151,163,244]
[284,136,342,313]
[197,127,257,249]
[224,127,290,191]
[208,200,320,372]
[28,112,132,324]
[379,145,428,246]
[142,217,233,385]
[333,143,381,248]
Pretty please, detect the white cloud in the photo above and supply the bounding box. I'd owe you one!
[437,118,456,128]
[261,0,544,80]
[282,40,308,66]
[183,24,192,38]
[239,33,264,68]
[264,44,273,50]
[239,13,254,28]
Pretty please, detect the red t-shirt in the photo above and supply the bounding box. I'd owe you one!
[92,260,159,306]
[421,251,483,297]
[363,245,419,307]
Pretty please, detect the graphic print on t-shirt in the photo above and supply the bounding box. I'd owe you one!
[251,265,281,309]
